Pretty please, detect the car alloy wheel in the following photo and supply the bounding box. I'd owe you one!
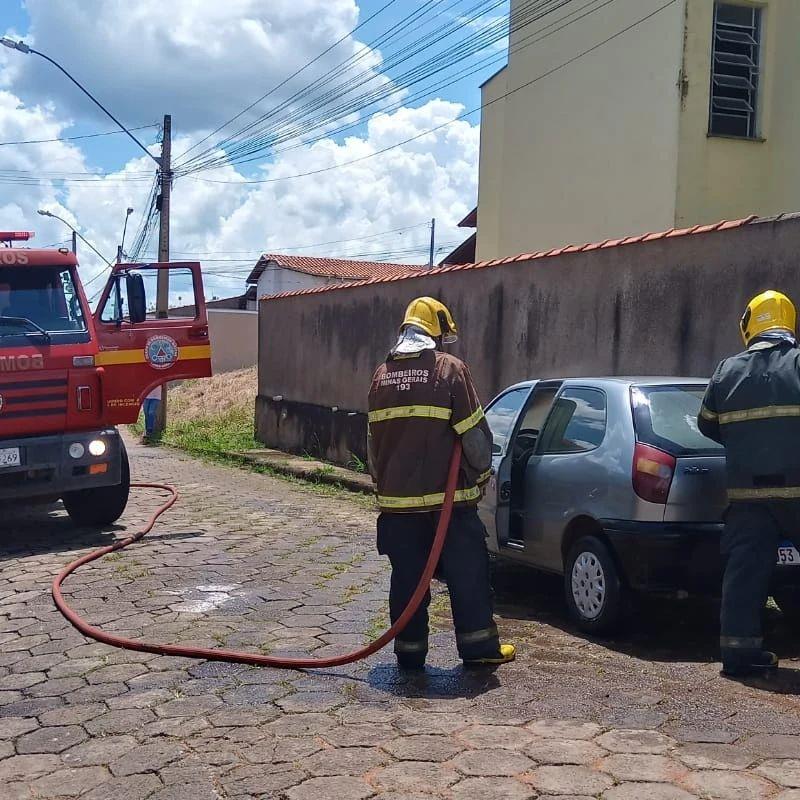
[571,551,606,620]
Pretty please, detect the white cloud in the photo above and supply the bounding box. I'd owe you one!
[7,0,389,133]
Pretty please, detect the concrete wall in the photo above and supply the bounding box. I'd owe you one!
[258,216,800,463]
[208,309,258,373]
[476,0,685,260]
[676,0,800,227]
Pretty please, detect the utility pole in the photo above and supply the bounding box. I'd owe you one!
[153,114,172,435]
[71,230,77,255]
[428,217,436,268]
[116,245,123,263]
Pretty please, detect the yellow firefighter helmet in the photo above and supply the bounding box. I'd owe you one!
[740,290,797,346]
[402,297,458,343]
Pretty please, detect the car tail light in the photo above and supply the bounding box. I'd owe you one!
[632,443,676,504]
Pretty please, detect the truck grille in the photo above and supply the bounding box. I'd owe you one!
[0,376,68,427]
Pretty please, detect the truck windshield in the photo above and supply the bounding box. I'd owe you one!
[632,384,724,457]
[0,266,88,344]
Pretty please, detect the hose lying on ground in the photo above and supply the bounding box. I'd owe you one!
[52,442,462,669]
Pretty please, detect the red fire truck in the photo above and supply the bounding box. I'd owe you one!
[0,231,211,526]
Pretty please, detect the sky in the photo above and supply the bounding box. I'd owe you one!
[0,0,510,301]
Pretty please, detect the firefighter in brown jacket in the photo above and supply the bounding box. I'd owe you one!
[368,297,516,669]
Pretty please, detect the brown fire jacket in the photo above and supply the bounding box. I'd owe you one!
[368,348,492,513]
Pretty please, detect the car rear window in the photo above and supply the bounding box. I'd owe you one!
[632,385,724,456]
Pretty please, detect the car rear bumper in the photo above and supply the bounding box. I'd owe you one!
[0,429,122,502]
[602,520,725,595]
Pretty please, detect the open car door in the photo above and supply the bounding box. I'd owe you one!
[93,262,212,425]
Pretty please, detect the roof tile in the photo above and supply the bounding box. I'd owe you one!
[247,253,422,284]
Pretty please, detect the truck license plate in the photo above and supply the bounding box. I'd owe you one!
[0,447,20,468]
[777,542,800,566]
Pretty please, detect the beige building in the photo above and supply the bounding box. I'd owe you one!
[477,0,800,261]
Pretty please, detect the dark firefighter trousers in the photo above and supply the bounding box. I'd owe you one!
[377,507,501,665]
[721,501,800,668]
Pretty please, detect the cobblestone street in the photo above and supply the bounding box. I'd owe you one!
[3,438,800,799]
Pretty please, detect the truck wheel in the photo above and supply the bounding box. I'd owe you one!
[564,535,625,635]
[62,444,130,527]
[773,588,800,626]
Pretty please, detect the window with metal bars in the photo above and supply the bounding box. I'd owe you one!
[709,3,763,139]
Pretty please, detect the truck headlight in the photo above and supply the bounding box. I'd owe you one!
[88,439,106,457]
[68,443,85,459]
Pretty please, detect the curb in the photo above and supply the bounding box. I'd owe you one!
[225,449,374,495]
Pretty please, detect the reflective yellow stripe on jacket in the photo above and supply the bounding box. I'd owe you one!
[368,405,452,424]
[700,405,718,421]
[377,484,482,509]
[717,405,800,425]
[453,406,485,435]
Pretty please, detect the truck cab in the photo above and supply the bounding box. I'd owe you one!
[0,232,211,526]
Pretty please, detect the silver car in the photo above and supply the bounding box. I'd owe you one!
[479,377,800,633]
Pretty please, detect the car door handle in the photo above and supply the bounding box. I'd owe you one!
[499,481,511,501]
[683,466,710,475]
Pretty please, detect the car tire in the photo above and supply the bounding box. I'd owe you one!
[62,443,130,528]
[773,587,800,626]
[564,535,625,635]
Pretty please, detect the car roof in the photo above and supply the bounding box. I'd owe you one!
[500,376,710,393]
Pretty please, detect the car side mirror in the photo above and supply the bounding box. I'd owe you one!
[126,273,147,324]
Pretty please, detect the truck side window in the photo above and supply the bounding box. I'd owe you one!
[98,267,199,323]
[485,388,529,455]
[540,388,607,454]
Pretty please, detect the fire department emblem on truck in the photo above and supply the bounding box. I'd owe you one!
[145,335,179,370]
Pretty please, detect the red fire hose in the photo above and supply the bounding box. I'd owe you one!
[52,442,462,669]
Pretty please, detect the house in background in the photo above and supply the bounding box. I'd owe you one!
[245,253,423,300]
[477,0,800,260]
[440,208,477,265]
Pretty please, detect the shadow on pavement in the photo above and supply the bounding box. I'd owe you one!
[491,559,800,665]
[0,502,120,562]
[364,661,501,700]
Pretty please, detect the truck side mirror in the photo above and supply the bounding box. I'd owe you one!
[126,274,147,324]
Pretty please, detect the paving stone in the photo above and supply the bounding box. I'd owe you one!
[382,734,463,762]
[156,695,224,717]
[304,746,389,776]
[745,735,800,759]
[524,737,607,765]
[267,712,338,736]
[528,766,614,795]
[275,737,324,762]
[676,743,756,771]
[0,754,61,782]
[457,724,533,750]
[775,792,800,800]
[603,784,698,800]
[81,773,164,800]
[109,742,184,776]
[0,716,38,737]
[451,748,534,777]
[600,753,687,782]
[16,724,87,754]
[756,760,800,788]
[86,708,156,735]
[0,670,46,690]
[324,723,397,747]
[149,784,221,800]
[29,766,111,797]
[63,735,139,767]
[393,712,469,735]
[84,663,147,684]
[277,690,346,713]
[450,777,536,800]
[665,726,739,744]
[286,776,375,800]
[526,719,602,740]
[684,769,777,799]
[374,762,459,793]
[596,729,676,754]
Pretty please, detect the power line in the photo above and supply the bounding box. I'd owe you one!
[0,124,158,147]
[188,0,675,185]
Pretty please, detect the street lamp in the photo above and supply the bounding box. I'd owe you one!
[37,210,113,267]
[0,37,160,166]
[118,207,134,263]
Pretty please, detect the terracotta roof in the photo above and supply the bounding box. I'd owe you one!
[246,253,423,285]
[259,214,782,302]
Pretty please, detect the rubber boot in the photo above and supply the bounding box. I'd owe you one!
[721,650,779,678]
[463,642,516,667]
